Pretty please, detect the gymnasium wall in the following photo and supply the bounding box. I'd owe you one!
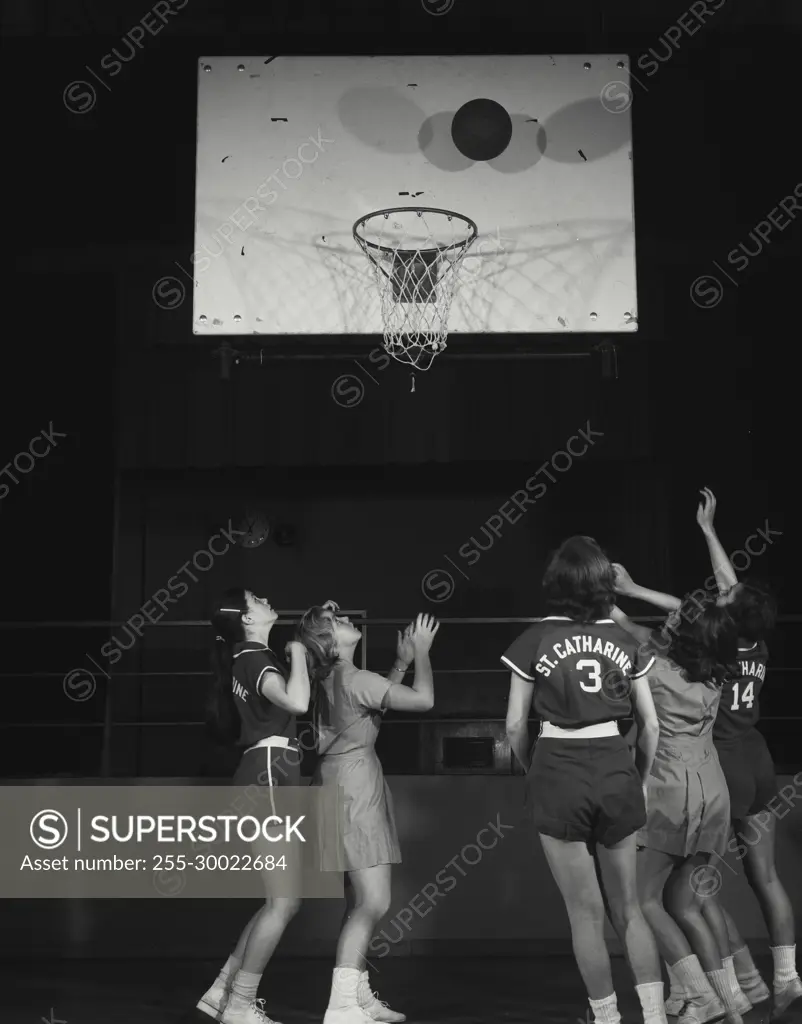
[3,774,801,958]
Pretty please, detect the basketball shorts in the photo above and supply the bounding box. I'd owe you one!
[716,728,777,820]
[232,743,304,896]
[527,735,645,847]
[233,743,302,789]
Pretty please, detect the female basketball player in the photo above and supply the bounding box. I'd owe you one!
[502,536,668,1024]
[297,604,439,1024]
[196,588,311,1024]
[615,489,801,1020]
[611,589,746,1024]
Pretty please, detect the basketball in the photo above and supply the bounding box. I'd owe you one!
[451,98,513,161]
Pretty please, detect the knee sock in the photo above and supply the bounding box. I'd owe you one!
[635,981,668,1023]
[588,993,621,1024]
[771,945,799,990]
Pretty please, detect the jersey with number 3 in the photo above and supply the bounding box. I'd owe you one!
[713,640,768,743]
[501,616,655,727]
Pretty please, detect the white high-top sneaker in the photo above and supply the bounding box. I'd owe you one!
[196,977,229,1020]
[357,972,406,1023]
[221,996,283,1024]
[677,995,727,1024]
[323,967,377,1024]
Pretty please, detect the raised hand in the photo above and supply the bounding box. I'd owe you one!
[409,613,440,653]
[396,623,415,666]
[285,640,306,660]
[696,488,717,533]
[612,563,637,596]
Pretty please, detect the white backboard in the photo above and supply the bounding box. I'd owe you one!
[193,55,637,336]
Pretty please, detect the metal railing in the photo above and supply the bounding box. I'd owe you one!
[0,614,799,777]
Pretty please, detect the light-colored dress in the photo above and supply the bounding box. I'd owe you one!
[312,662,402,871]
[638,655,730,857]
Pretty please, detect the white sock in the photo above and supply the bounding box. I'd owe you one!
[707,968,736,1012]
[770,945,799,989]
[329,967,362,1010]
[732,944,762,988]
[230,969,261,1006]
[722,956,744,1001]
[671,955,716,1000]
[666,959,685,998]
[588,993,621,1024]
[215,954,242,988]
[635,981,668,1023]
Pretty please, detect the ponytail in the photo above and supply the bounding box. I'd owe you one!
[206,588,248,745]
[207,636,240,744]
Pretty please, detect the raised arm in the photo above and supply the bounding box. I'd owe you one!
[382,614,438,713]
[387,623,414,686]
[696,487,738,593]
[613,563,681,614]
[261,642,310,715]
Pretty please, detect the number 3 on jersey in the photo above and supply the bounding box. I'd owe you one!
[731,680,755,710]
[577,659,602,692]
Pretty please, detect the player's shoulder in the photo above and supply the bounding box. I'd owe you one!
[738,639,768,661]
[234,644,285,674]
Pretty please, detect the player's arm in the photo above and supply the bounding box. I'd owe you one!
[613,563,681,614]
[259,642,310,714]
[611,604,654,647]
[696,487,738,593]
[506,672,534,772]
[630,673,659,786]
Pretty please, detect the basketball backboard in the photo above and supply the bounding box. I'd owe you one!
[193,55,637,337]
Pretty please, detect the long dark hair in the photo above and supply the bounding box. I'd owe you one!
[542,535,616,623]
[206,587,248,744]
[296,600,340,688]
[729,580,777,643]
[656,594,738,685]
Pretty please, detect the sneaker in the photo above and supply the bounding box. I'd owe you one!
[323,1007,378,1024]
[739,976,771,1006]
[732,985,752,1016]
[666,990,686,1016]
[358,977,406,1023]
[221,997,283,1024]
[677,996,727,1024]
[772,976,802,1020]
[197,980,229,1020]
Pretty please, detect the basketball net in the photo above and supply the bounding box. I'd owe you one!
[354,208,477,371]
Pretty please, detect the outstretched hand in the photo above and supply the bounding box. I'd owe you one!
[396,622,415,665]
[696,487,717,532]
[409,613,440,653]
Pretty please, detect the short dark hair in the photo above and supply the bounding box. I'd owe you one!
[729,580,777,642]
[660,594,738,685]
[542,535,615,624]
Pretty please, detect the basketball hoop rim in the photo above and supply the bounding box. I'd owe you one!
[353,206,478,257]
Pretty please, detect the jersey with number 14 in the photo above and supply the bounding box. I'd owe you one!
[501,616,655,728]
[713,640,768,743]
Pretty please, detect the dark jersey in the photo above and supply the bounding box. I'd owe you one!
[232,641,297,748]
[501,616,655,728]
[713,640,769,744]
